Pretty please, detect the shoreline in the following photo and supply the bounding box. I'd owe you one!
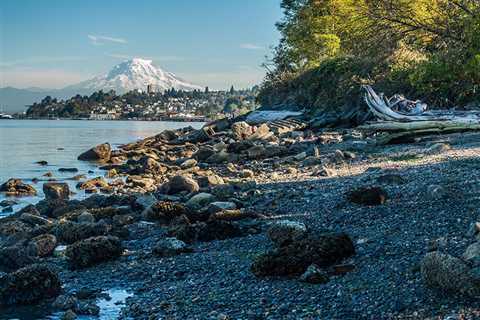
[1,117,480,318]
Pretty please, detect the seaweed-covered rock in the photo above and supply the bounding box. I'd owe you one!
[267,220,307,247]
[251,232,355,277]
[28,234,57,257]
[346,187,387,206]
[0,264,61,306]
[299,264,330,284]
[52,222,110,244]
[65,236,123,269]
[143,201,187,223]
[0,244,37,272]
[168,220,243,243]
[421,251,480,296]
[78,143,111,161]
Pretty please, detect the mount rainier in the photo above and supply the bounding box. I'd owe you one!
[64,58,202,93]
[0,58,202,113]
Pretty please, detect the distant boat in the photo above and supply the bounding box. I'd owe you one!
[0,113,13,119]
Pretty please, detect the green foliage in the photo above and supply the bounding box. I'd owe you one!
[261,0,480,113]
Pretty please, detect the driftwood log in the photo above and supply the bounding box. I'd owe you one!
[359,86,480,144]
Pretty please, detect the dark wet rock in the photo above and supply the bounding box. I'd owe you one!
[421,251,480,296]
[77,211,95,224]
[168,220,244,243]
[267,220,307,247]
[227,140,255,154]
[205,151,230,164]
[20,212,51,226]
[43,182,70,200]
[128,156,168,175]
[2,206,13,213]
[53,221,110,244]
[153,237,193,256]
[58,168,79,172]
[0,264,61,306]
[143,201,187,223]
[53,294,78,311]
[207,201,237,213]
[463,242,480,265]
[251,232,355,277]
[43,172,53,177]
[36,160,48,165]
[299,264,330,284]
[65,236,123,269]
[78,143,111,161]
[76,301,100,315]
[61,310,77,320]
[0,220,32,239]
[0,244,37,272]
[0,200,17,207]
[159,175,199,195]
[346,186,387,206]
[0,178,36,196]
[193,147,216,161]
[112,214,134,226]
[27,234,57,257]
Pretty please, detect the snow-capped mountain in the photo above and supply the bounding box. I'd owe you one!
[65,58,202,94]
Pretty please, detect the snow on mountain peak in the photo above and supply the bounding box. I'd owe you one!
[65,58,202,94]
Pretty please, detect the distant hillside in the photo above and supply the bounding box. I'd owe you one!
[0,87,53,114]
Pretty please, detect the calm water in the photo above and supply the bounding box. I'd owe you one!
[0,120,203,214]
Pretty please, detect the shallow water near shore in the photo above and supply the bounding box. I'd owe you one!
[0,119,203,215]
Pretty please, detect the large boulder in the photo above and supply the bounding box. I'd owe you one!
[27,234,57,257]
[251,232,355,277]
[142,201,188,223]
[0,244,37,272]
[160,175,199,195]
[78,143,111,161]
[52,222,110,244]
[231,121,254,140]
[0,264,62,306]
[185,193,216,210]
[65,236,123,269]
[43,182,70,200]
[421,251,480,296]
[0,178,36,196]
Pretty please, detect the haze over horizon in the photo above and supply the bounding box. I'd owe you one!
[0,0,282,90]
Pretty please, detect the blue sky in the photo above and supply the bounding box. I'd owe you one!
[0,0,282,90]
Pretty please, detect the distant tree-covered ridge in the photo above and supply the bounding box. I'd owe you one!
[259,0,480,122]
[25,87,259,119]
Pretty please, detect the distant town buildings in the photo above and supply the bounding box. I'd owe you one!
[147,84,155,94]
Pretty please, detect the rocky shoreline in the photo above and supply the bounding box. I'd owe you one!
[2,115,480,319]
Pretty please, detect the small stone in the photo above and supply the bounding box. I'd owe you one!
[180,158,198,169]
[36,160,48,166]
[299,264,329,284]
[208,201,237,213]
[427,184,447,199]
[427,143,451,154]
[153,237,193,256]
[241,169,255,178]
[160,175,199,195]
[61,310,77,320]
[347,187,387,206]
[286,167,298,174]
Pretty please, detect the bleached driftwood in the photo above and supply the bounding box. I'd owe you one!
[246,110,303,124]
[360,86,480,144]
